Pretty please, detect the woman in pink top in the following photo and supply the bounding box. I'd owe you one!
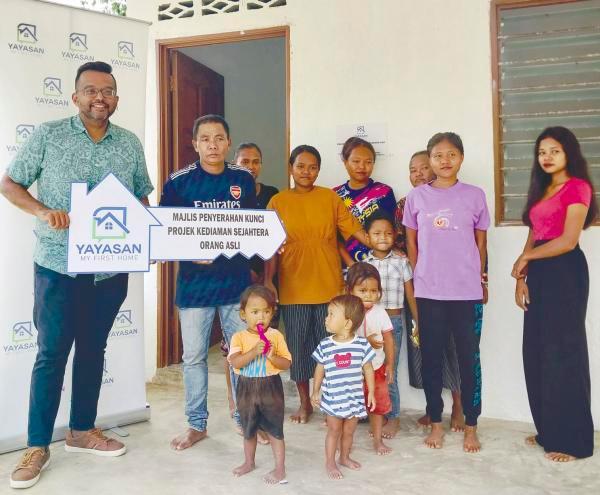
[512,126,598,462]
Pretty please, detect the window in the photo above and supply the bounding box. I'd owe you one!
[491,0,600,224]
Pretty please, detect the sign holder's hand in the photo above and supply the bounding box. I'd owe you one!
[38,208,70,229]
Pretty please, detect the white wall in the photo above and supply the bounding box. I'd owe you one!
[179,38,287,190]
[130,0,600,426]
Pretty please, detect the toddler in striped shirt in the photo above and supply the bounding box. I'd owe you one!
[311,294,376,480]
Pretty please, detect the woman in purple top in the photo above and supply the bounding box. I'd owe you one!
[403,132,489,454]
[334,137,397,265]
[512,127,598,462]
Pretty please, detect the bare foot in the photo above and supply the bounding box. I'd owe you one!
[463,426,481,453]
[418,414,431,427]
[170,428,207,450]
[326,462,343,480]
[290,405,313,424]
[382,418,399,439]
[338,456,361,470]
[545,452,576,462]
[374,441,393,456]
[257,430,270,445]
[263,467,287,484]
[424,423,444,449]
[525,435,539,447]
[233,461,256,477]
[450,412,465,432]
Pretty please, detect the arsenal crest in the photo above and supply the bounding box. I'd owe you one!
[230,185,242,200]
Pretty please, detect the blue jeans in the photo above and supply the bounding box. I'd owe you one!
[386,314,404,420]
[29,264,128,446]
[178,304,245,432]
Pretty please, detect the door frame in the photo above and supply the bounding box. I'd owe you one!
[156,26,291,368]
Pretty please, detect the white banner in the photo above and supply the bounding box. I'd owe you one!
[0,0,150,453]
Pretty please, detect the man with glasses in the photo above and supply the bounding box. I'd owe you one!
[0,61,153,489]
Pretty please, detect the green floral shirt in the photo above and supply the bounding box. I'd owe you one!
[8,115,154,280]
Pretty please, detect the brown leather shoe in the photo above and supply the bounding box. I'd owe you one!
[65,428,126,457]
[10,447,50,489]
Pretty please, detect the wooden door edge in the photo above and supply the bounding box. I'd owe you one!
[156,26,291,369]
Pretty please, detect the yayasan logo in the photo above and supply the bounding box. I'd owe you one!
[118,41,134,59]
[102,358,115,386]
[17,23,37,43]
[44,77,62,96]
[8,23,44,54]
[76,205,142,258]
[16,124,35,143]
[70,32,87,51]
[110,309,139,338]
[112,41,140,69]
[63,33,94,62]
[4,321,38,354]
[93,207,130,240]
[6,125,35,154]
[35,77,69,107]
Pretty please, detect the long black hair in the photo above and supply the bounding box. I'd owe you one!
[522,126,598,228]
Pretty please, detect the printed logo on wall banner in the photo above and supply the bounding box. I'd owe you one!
[35,76,69,107]
[118,41,134,59]
[62,33,94,62]
[8,22,45,55]
[102,358,115,386]
[70,33,87,51]
[110,310,139,339]
[6,124,35,154]
[44,77,62,97]
[17,23,37,43]
[111,41,140,69]
[3,321,38,354]
[16,124,35,143]
[230,185,242,200]
[92,207,130,240]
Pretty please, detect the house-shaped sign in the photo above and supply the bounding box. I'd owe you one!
[67,173,160,273]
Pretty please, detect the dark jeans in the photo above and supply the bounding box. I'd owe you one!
[417,298,483,426]
[28,264,128,447]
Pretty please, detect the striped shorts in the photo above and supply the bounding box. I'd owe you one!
[280,303,328,382]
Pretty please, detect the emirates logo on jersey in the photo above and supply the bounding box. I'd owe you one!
[230,185,241,200]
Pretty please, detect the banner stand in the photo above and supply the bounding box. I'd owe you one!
[1,0,151,453]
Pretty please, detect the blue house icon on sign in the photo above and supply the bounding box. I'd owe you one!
[12,321,34,343]
[93,207,130,240]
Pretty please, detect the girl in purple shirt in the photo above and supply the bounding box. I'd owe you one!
[512,126,598,462]
[403,132,489,454]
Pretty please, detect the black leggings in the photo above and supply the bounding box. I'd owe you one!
[417,298,483,426]
[523,244,593,458]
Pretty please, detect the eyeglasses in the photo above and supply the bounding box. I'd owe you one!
[80,88,117,98]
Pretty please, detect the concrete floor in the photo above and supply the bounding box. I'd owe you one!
[1,350,599,495]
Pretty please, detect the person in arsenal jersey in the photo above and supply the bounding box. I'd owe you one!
[160,114,257,450]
